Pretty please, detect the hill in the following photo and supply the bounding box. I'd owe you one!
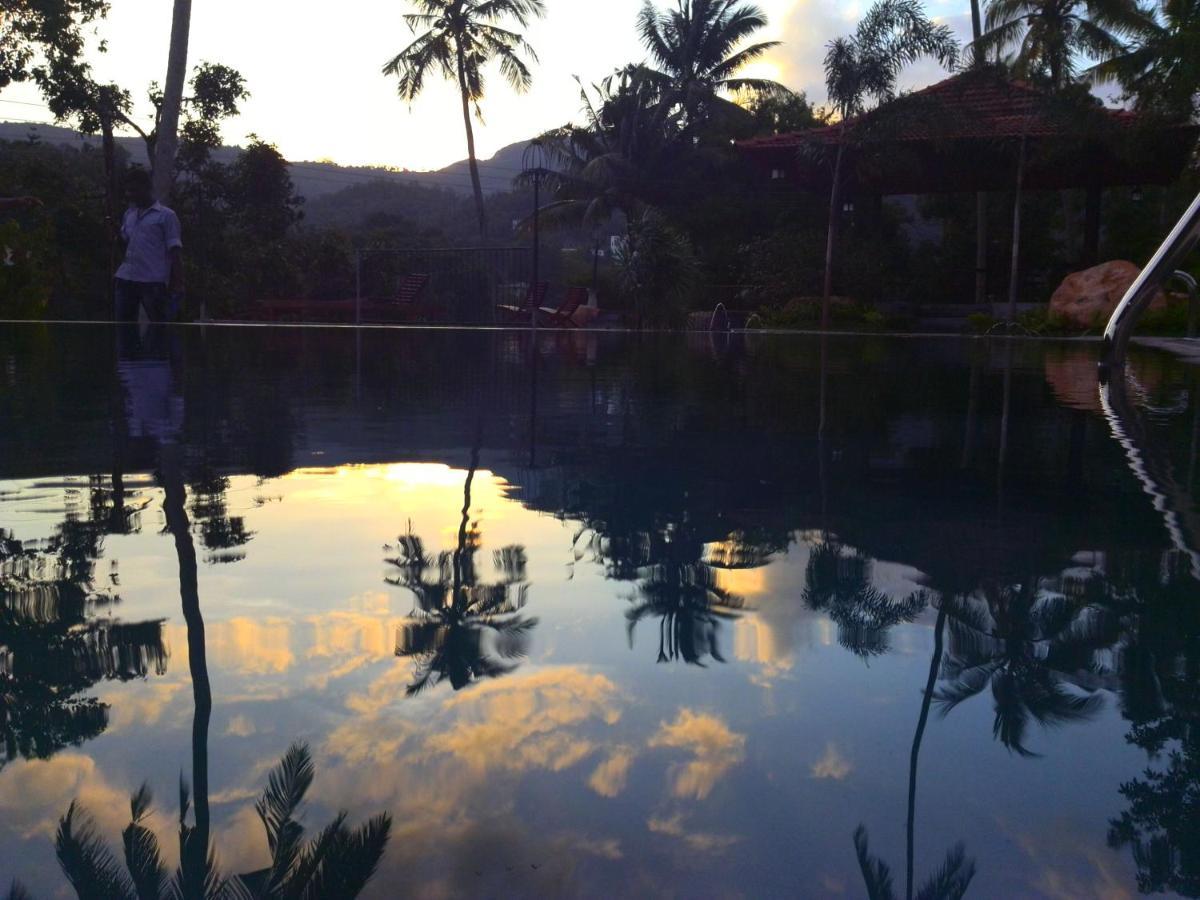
[0,121,527,201]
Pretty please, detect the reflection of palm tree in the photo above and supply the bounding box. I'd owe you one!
[853,825,975,900]
[388,447,536,695]
[53,742,391,898]
[935,578,1118,756]
[626,548,745,665]
[803,538,928,658]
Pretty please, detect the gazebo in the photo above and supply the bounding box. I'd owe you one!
[737,68,1198,303]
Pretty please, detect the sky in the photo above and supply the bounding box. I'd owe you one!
[0,0,974,171]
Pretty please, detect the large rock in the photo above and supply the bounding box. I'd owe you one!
[1049,260,1166,328]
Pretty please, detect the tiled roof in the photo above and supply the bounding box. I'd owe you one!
[738,69,1148,150]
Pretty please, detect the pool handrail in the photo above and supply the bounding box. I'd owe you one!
[1099,190,1200,375]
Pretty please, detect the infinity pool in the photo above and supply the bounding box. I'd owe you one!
[2,324,1198,898]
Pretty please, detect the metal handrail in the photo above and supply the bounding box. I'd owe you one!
[1178,270,1200,337]
[1099,191,1200,374]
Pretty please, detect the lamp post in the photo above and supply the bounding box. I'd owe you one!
[523,139,550,333]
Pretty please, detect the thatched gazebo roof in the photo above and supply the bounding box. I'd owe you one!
[737,68,1198,196]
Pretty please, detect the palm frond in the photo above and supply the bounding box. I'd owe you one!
[123,784,168,900]
[853,825,897,900]
[56,801,134,900]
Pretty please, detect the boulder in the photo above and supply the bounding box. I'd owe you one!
[1049,260,1167,328]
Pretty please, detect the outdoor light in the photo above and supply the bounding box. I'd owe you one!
[843,201,855,213]
[1132,187,1144,203]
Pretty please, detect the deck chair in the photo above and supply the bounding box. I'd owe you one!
[496,281,550,324]
[538,286,587,327]
[361,272,431,322]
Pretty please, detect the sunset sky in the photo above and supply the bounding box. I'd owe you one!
[0,0,973,171]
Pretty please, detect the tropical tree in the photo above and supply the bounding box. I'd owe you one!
[383,0,547,238]
[1089,0,1200,120]
[803,537,928,658]
[153,0,193,200]
[934,576,1120,756]
[387,447,536,695]
[820,0,958,326]
[853,826,976,900]
[974,0,1149,89]
[637,0,788,128]
[53,743,392,899]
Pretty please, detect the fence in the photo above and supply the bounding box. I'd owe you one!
[354,246,539,325]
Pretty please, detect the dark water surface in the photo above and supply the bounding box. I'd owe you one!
[2,324,1199,898]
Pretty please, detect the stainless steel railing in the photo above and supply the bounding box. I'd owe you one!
[1099,191,1200,373]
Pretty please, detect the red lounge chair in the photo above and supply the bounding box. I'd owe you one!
[496,282,550,324]
[362,273,431,322]
[537,286,588,328]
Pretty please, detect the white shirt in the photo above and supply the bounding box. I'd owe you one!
[116,202,183,284]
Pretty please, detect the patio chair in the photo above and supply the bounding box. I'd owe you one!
[496,281,550,324]
[361,273,431,322]
[538,286,588,328]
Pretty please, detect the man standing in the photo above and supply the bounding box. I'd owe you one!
[115,168,184,322]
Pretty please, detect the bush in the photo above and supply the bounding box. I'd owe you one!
[758,297,889,331]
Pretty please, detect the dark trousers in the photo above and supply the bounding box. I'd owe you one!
[115,278,171,322]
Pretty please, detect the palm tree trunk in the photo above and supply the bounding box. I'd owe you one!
[100,107,118,313]
[970,0,988,307]
[907,605,947,900]
[161,441,211,889]
[822,137,847,329]
[456,45,488,239]
[153,0,193,201]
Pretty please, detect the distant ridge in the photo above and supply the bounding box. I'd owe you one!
[0,120,528,200]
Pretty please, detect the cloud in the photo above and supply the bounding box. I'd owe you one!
[811,742,854,781]
[588,745,637,798]
[225,714,258,737]
[647,812,741,853]
[648,709,747,800]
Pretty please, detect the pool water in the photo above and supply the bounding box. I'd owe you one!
[2,324,1199,898]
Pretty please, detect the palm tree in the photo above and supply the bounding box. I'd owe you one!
[803,538,929,658]
[974,0,1148,89]
[383,0,547,238]
[934,577,1119,756]
[637,0,788,128]
[821,0,958,327]
[153,0,193,200]
[853,826,975,900]
[387,447,536,695]
[1089,0,1200,120]
[54,743,391,898]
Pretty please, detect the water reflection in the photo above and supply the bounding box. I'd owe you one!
[6,327,1200,896]
[388,444,537,695]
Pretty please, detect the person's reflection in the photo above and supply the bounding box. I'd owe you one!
[388,440,537,694]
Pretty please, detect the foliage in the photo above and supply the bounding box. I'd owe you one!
[53,742,391,898]
[614,209,702,326]
[1090,0,1200,120]
[974,0,1151,89]
[0,0,108,90]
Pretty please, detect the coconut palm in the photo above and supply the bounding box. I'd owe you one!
[637,0,789,127]
[1089,0,1200,120]
[387,449,536,695]
[934,576,1120,756]
[383,0,547,238]
[974,0,1150,89]
[53,742,391,899]
[803,538,929,658]
[820,0,958,326]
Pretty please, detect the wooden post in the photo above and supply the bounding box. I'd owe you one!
[1008,136,1027,322]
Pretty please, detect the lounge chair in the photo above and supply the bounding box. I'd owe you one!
[362,273,431,322]
[537,286,588,328]
[496,282,550,325]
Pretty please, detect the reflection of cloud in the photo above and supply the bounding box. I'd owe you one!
[102,681,186,733]
[811,743,853,781]
[647,812,741,853]
[589,746,637,798]
[648,709,746,800]
[1001,818,1134,900]
[428,667,622,774]
[170,617,295,675]
[225,714,257,737]
[0,754,144,843]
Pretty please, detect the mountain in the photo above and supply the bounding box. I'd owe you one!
[0,121,527,201]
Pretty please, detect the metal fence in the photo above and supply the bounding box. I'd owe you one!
[354,246,537,325]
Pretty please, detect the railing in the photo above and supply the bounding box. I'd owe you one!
[1099,191,1200,373]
